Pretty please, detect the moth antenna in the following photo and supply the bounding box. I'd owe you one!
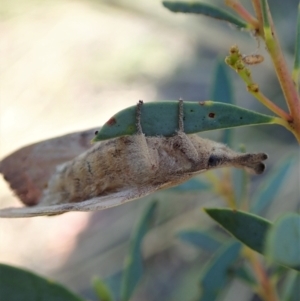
[136,100,143,134]
[178,98,184,132]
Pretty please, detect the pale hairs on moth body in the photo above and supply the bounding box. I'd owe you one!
[0,100,268,217]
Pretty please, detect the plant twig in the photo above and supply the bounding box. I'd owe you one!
[292,3,300,92]
[225,0,259,29]
[244,248,280,301]
[247,84,292,121]
[251,0,264,37]
[260,0,300,136]
[225,46,292,121]
[220,169,236,209]
[205,171,236,209]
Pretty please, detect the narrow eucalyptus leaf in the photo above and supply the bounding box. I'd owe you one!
[0,264,84,301]
[198,241,241,301]
[121,201,158,301]
[251,157,294,215]
[93,101,277,142]
[281,271,300,301]
[210,60,234,146]
[92,277,114,301]
[204,208,271,254]
[162,1,248,29]
[177,230,222,252]
[211,61,233,105]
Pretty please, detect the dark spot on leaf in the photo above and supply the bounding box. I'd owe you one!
[94,131,99,135]
[239,117,243,120]
[199,101,205,106]
[106,117,116,126]
[190,109,194,112]
[208,112,215,118]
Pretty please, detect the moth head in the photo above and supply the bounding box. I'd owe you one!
[201,139,268,174]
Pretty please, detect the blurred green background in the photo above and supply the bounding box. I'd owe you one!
[0,0,299,300]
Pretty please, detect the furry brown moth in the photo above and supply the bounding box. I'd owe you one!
[0,100,267,218]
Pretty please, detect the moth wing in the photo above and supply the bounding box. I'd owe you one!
[0,128,97,206]
[0,186,160,218]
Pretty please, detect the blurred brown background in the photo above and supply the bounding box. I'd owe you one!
[0,1,299,300]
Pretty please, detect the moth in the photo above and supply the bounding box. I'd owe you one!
[0,100,267,218]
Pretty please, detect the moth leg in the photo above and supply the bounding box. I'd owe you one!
[172,98,199,163]
[136,100,144,135]
[125,100,159,180]
[178,97,184,132]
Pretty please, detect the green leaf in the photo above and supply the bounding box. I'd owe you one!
[162,1,248,29]
[266,213,300,271]
[229,265,257,287]
[92,277,114,301]
[204,208,271,254]
[93,101,278,142]
[177,230,222,252]
[198,241,241,301]
[120,201,158,301]
[210,60,234,146]
[281,271,300,301]
[211,61,234,106]
[0,263,84,301]
[251,157,294,215]
[104,271,123,301]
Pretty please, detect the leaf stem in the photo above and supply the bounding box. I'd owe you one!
[205,171,236,209]
[225,0,259,29]
[292,3,300,92]
[247,84,292,121]
[251,0,264,37]
[220,169,236,209]
[244,248,280,301]
[260,0,300,139]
